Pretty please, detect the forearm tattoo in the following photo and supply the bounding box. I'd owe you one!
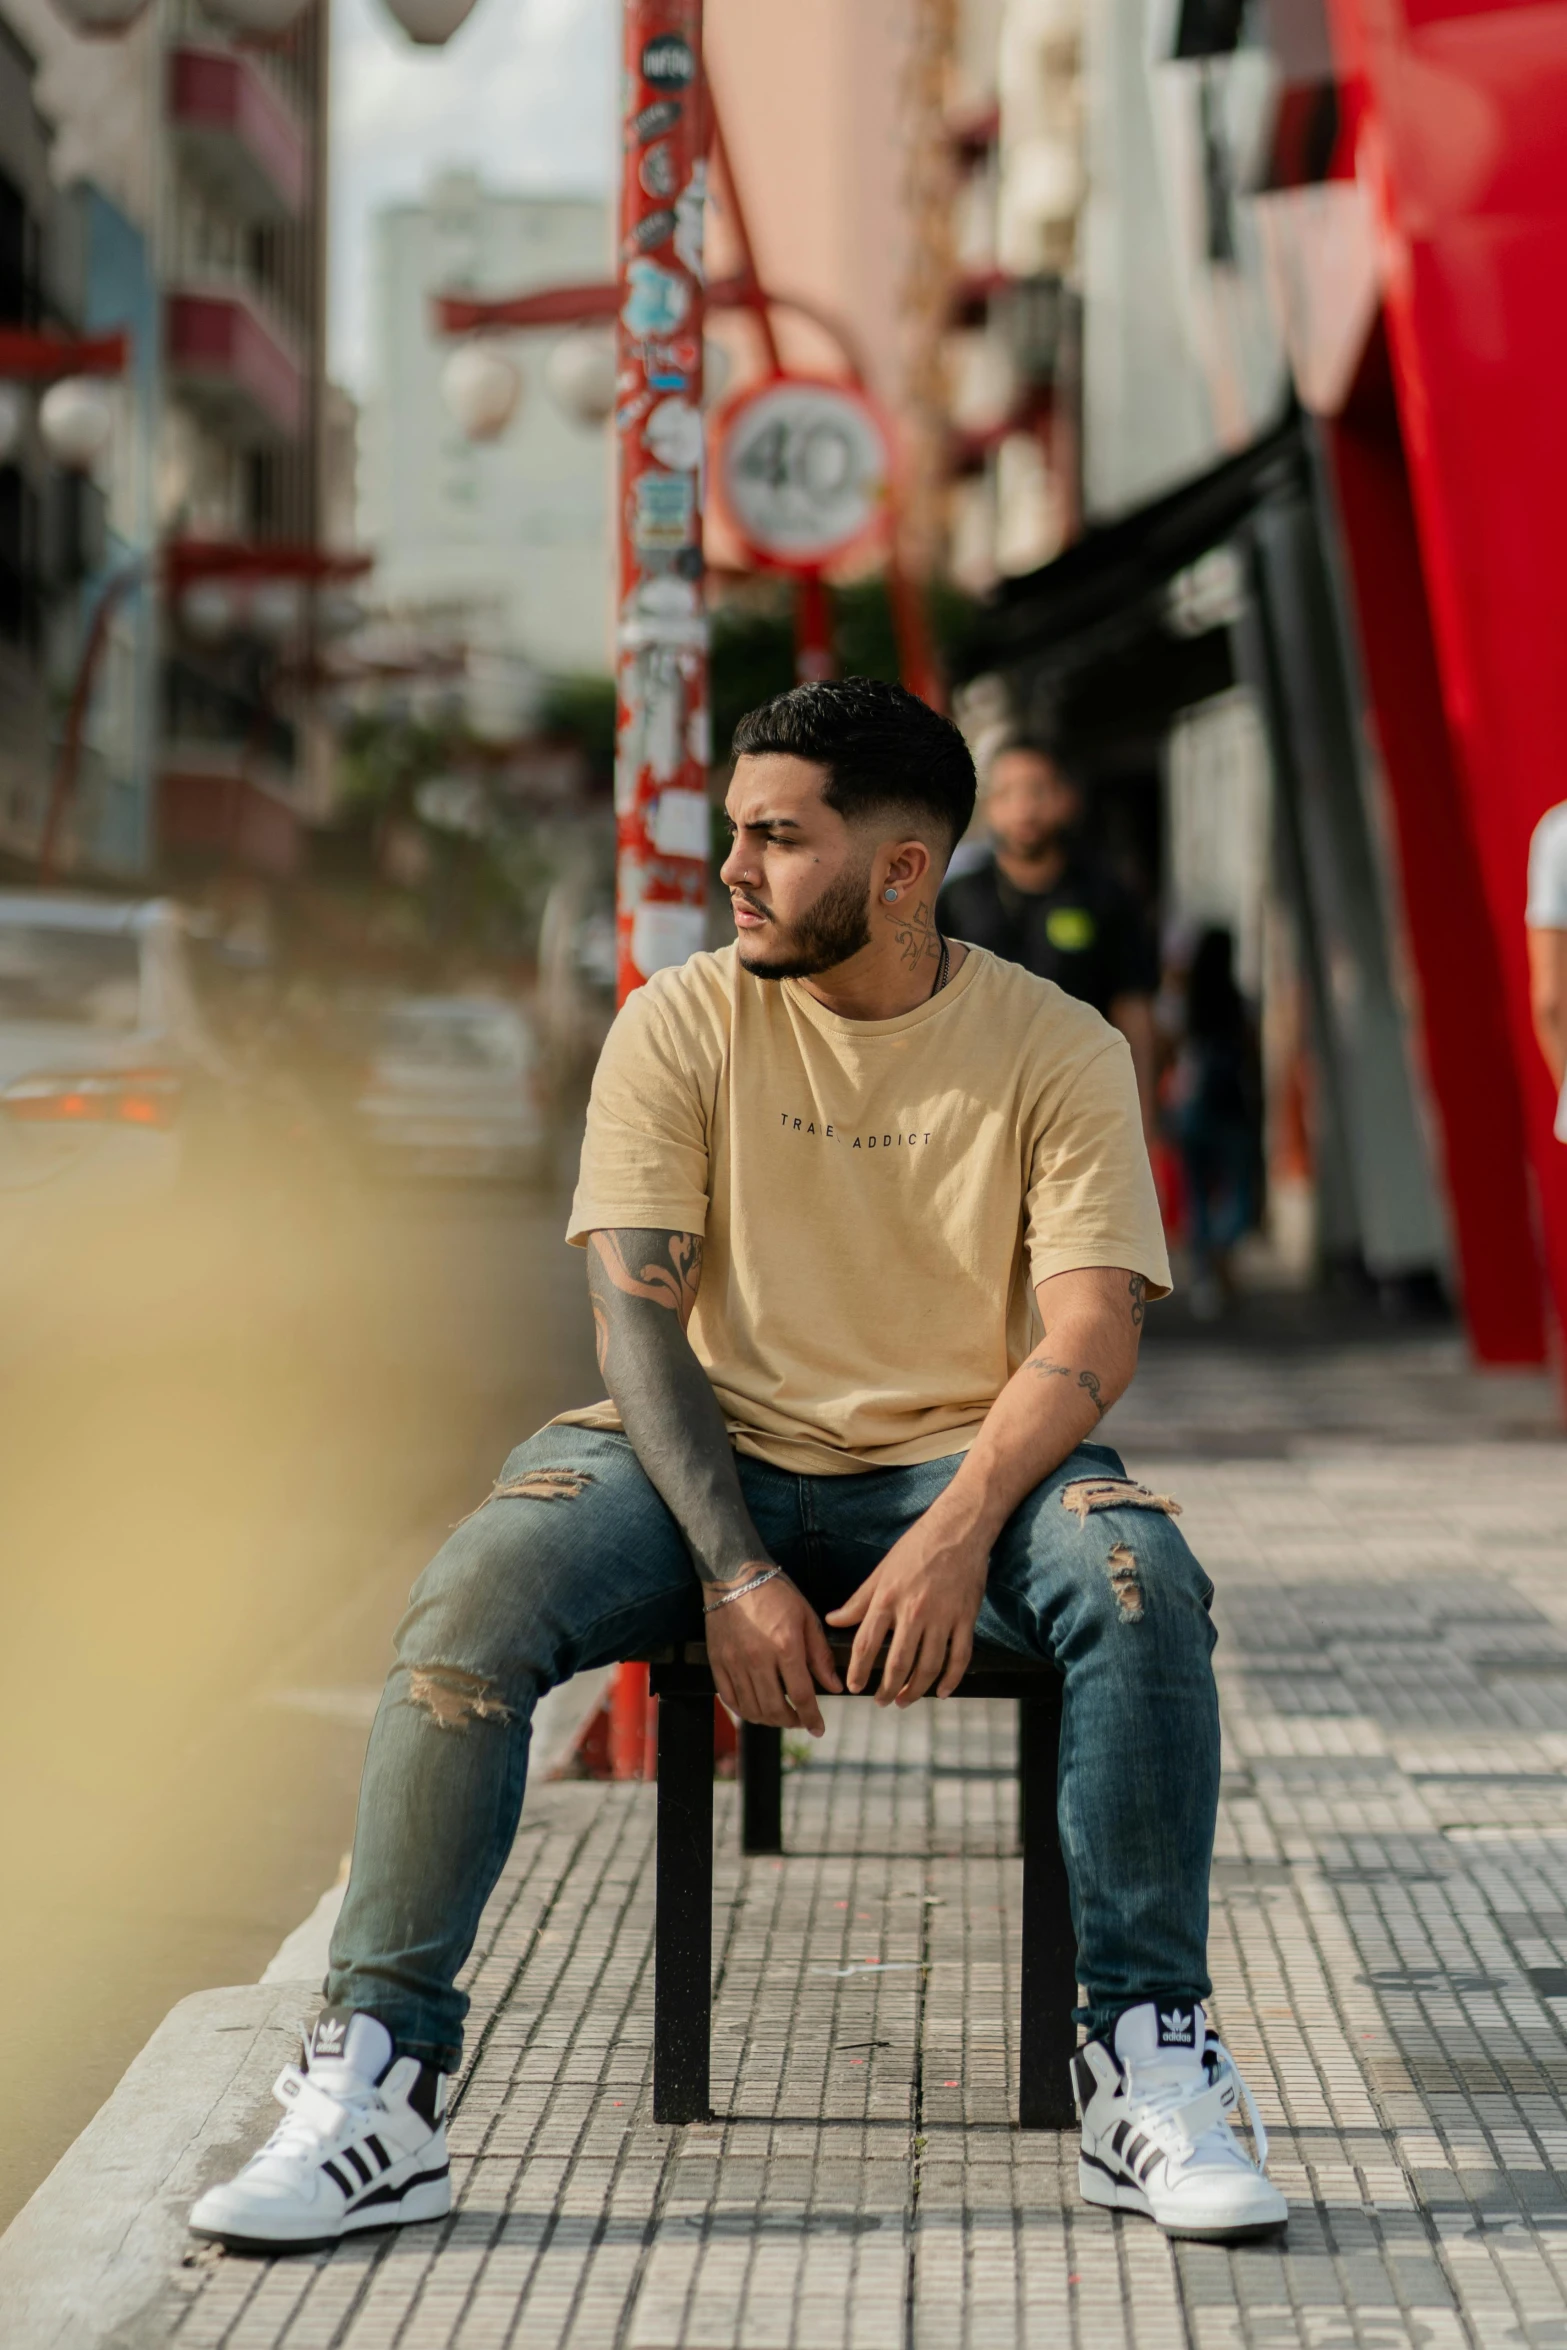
[1026,1355,1109,1420]
[586,1228,770,1587]
[1129,1275,1147,1327]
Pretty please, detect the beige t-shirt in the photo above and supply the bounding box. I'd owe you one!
[560,942,1170,1475]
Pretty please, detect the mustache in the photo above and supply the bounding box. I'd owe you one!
[729,889,772,922]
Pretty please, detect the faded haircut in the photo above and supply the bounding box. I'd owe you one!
[731,676,977,851]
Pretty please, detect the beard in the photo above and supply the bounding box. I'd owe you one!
[734,856,874,980]
[997,815,1069,859]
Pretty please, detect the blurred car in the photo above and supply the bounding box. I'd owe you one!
[355,996,548,1182]
[0,894,222,1207]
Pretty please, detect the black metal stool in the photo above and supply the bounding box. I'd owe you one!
[642,1640,1079,2128]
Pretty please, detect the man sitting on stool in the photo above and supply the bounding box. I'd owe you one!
[191,679,1286,2256]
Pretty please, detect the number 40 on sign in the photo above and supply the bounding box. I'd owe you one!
[712,375,893,576]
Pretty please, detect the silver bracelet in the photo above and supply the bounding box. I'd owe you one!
[703,1565,784,1614]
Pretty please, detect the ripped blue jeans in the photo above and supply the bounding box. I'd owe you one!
[328,1429,1219,2067]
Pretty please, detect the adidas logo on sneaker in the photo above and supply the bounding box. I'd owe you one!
[1071,2000,1287,2243]
[189,2010,451,2256]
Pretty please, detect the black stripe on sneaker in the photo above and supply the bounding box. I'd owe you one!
[365,2133,390,2171]
[1081,2147,1144,2196]
[1136,2144,1165,2182]
[347,2161,451,2214]
[1123,2131,1148,2171]
[1111,2121,1131,2157]
[343,2145,372,2187]
[322,2159,352,2196]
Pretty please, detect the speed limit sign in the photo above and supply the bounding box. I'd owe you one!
[713,375,892,573]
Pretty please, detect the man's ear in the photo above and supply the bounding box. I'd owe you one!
[878,837,936,899]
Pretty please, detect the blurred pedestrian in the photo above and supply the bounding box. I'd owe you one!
[1168,926,1260,1321]
[1526,800,1567,1137]
[938,739,1159,1138]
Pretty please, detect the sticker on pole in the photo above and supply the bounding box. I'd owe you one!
[714,376,892,573]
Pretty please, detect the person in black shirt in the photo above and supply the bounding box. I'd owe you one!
[938,740,1159,1136]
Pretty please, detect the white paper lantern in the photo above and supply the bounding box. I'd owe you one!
[181,581,237,642]
[38,377,114,470]
[702,336,733,408]
[200,0,308,30]
[545,330,615,428]
[0,384,28,463]
[380,0,477,43]
[441,342,522,442]
[47,0,149,33]
[249,579,302,642]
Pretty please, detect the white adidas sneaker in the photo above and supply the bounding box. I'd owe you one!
[1072,2001,1287,2242]
[188,2009,451,2255]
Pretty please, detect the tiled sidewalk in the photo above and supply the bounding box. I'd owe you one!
[156,1341,1567,2350]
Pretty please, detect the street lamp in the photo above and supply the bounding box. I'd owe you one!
[38,377,115,471]
[179,581,238,642]
[544,329,615,428]
[249,579,303,642]
[702,334,733,407]
[45,0,150,31]
[440,340,522,440]
[380,0,479,43]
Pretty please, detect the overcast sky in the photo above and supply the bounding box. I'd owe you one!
[328,0,615,395]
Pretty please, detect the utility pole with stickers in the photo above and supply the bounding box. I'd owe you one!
[607,0,710,1777]
[613,0,711,1010]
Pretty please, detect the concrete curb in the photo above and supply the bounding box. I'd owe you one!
[0,1669,615,2343]
[0,1982,314,2350]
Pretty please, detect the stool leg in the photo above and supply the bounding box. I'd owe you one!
[740,1722,783,1854]
[1019,1692,1078,2129]
[654,1691,714,2123]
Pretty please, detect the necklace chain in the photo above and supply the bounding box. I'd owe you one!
[930,932,950,1000]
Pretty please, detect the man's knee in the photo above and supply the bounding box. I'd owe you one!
[1069,1505,1214,1647]
[1002,1465,1215,1653]
[394,1500,566,1698]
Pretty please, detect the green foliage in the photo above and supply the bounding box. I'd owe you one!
[539,672,618,783]
[709,578,985,760]
[336,708,463,821]
[709,597,796,757]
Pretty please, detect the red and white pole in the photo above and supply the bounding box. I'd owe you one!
[614,0,709,1004]
[609,0,709,1776]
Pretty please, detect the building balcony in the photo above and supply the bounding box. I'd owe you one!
[159,750,303,879]
[166,286,303,443]
[168,44,308,223]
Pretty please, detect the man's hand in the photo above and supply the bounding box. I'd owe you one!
[824,1268,1146,1705]
[705,1570,842,1735]
[826,1506,990,1707]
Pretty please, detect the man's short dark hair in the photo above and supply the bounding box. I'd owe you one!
[992,734,1082,788]
[731,677,977,850]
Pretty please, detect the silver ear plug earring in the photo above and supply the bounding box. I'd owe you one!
[883,887,899,902]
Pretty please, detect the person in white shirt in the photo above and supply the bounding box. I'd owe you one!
[1526,804,1567,1138]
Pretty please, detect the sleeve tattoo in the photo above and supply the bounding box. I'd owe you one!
[585,1227,771,1589]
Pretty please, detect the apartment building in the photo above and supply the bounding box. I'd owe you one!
[364,173,610,683]
[0,0,334,878]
